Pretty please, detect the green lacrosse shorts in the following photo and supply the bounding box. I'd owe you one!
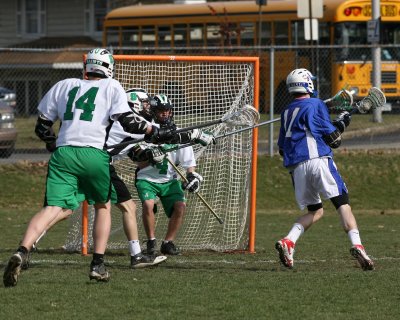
[46,146,112,210]
[135,179,186,218]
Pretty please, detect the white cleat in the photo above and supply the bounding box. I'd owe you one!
[275,238,295,269]
[350,245,374,271]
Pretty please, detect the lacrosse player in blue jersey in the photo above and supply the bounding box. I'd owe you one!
[275,68,374,271]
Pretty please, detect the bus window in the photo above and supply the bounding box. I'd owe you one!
[174,24,188,47]
[334,22,367,60]
[381,23,400,61]
[381,22,400,45]
[158,25,172,47]
[121,26,139,46]
[240,22,255,46]
[290,21,305,45]
[189,24,203,46]
[318,22,330,44]
[105,26,119,46]
[274,21,289,45]
[260,21,272,45]
[142,26,156,47]
[206,23,222,46]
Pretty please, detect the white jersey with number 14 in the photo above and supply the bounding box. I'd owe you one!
[38,77,131,149]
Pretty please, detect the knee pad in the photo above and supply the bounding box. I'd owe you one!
[307,203,323,211]
[330,193,349,209]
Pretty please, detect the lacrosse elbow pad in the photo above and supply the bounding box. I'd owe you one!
[169,132,192,144]
[323,129,342,148]
[118,112,148,134]
[35,114,56,143]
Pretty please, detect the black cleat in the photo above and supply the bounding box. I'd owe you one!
[3,251,25,287]
[89,262,110,282]
[160,241,181,255]
[130,253,167,269]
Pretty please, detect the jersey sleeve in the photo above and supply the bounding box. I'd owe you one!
[37,81,63,122]
[177,146,196,169]
[109,80,132,120]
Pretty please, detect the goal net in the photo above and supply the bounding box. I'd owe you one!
[64,55,259,253]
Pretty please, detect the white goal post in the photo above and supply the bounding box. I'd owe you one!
[64,55,260,254]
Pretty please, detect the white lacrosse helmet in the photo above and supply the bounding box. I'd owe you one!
[126,88,152,121]
[286,68,316,95]
[85,48,114,78]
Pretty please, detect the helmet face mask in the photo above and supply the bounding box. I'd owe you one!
[150,94,174,125]
[85,48,114,79]
[286,68,316,96]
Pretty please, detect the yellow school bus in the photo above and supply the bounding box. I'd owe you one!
[103,0,400,112]
[332,0,400,111]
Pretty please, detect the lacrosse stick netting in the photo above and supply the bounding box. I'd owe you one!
[356,87,386,113]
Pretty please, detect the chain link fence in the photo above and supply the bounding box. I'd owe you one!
[0,45,399,161]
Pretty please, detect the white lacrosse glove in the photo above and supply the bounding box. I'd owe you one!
[144,146,165,165]
[182,172,203,193]
[190,129,216,146]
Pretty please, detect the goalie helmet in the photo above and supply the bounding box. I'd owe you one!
[150,94,174,125]
[126,88,152,121]
[286,68,316,96]
[84,48,114,79]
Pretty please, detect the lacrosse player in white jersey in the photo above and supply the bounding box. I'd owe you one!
[131,94,205,256]
[275,68,374,271]
[3,48,181,287]
[22,88,167,271]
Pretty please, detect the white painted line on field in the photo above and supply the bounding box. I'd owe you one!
[5,256,397,268]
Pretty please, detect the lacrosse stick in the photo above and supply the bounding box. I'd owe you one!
[324,89,354,112]
[354,87,386,114]
[157,117,281,154]
[106,104,260,150]
[166,158,224,224]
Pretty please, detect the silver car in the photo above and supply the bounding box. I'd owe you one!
[0,100,17,158]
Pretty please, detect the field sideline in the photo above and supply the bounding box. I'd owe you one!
[0,152,399,319]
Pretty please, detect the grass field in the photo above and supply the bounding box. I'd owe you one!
[1,152,400,319]
[14,113,400,149]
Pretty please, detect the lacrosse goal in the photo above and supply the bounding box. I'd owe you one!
[64,55,260,253]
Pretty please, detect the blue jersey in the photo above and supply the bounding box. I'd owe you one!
[277,97,337,167]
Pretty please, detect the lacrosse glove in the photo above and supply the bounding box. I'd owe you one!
[127,144,144,162]
[144,124,176,144]
[144,146,165,165]
[45,141,57,153]
[333,111,351,133]
[190,129,216,146]
[182,172,203,193]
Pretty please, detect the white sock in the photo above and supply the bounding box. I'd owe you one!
[128,240,141,256]
[348,229,362,246]
[286,223,304,243]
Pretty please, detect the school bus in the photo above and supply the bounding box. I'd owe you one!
[103,0,400,112]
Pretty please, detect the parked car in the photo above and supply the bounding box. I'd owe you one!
[0,87,17,109]
[0,100,17,158]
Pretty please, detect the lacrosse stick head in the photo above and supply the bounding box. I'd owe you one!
[327,89,354,111]
[221,104,260,127]
[357,87,386,113]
